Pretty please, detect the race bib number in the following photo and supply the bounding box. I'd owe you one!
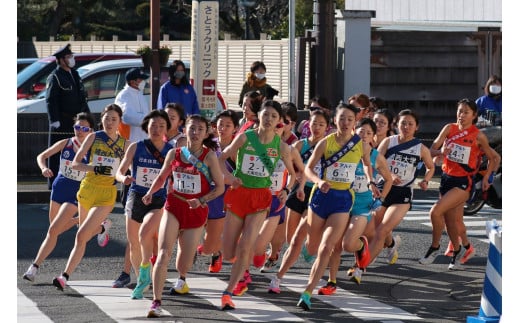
[173,171,201,194]
[389,159,415,183]
[270,171,284,192]
[241,153,274,178]
[59,159,85,181]
[135,166,160,188]
[325,162,357,183]
[446,143,471,165]
[352,174,369,193]
[93,154,120,177]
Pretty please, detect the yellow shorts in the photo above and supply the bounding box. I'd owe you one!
[76,180,117,210]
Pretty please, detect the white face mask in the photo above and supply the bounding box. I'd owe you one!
[67,57,75,68]
[138,80,146,92]
[255,73,265,80]
[489,85,501,94]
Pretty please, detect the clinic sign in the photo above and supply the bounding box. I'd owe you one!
[191,0,219,120]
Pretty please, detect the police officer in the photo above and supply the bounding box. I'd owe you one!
[45,44,90,189]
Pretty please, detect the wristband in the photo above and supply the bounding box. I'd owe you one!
[369,181,377,186]
[282,187,290,195]
[199,196,206,205]
[488,171,495,184]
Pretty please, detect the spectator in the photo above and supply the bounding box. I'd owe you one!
[238,61,277,107]
[157,60,200,115]
[475,75,502,121]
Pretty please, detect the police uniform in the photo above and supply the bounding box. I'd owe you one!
[45,44,90,189]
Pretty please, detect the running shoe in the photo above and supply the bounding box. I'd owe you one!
[346,265,357,277]
[221,293,235,310]
[448,246,463,270]
[209,251,223,273]
[243,270,252,284]
[318,281,337,295]
[197,244,204,256]
[419,246,440,265]
[444,237,462,257]
[131,265,151,299]
[52,275,67,291]
[97,219,112,247]
[386,235,401,265]
[350,267,363,285]
[150,254,157,266]
[170,278,189,295]
[301,244,316,263]
[460,243,476,264]
[355,236,371,268]
[253,253,267,269]
[267,275,281,294]
[23,264,38,282]
[147,300,162,318]
[297,292,312,311]
[260,251,280,273]
[112,271,131,288]
[232,280,248,296]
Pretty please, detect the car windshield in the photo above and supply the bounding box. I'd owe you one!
[17,60,51,88]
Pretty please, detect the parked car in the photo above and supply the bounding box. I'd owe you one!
[17,58,38,73]
[17,58,227,114]
[17,52,139,99]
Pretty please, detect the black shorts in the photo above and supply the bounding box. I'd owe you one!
[285,184,313,214]
[125,190,165,224]
[382,186,413,208]
[439,173,472,196]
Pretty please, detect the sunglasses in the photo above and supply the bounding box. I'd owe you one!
[309,106,320,111]
[283,118,292,125]
[73,125,91,132]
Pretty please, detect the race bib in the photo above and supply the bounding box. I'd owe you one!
[352,174,369,193]
[135,166,161,188]
[241,153,275,178]
[446,143,471,165]
[325,162,357,183]
[59,158,85,181]
[93,154,120,177]
[388,159,415,183]
[173,171,201,194]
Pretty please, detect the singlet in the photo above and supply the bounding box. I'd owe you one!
[352,148,378,194]
[171,147,211,199]
[300,138,321,187]
[130,140,173,196]
[234,130,281,188]
[321,133,363,190]
[442,123,481,177]
[84,131,126,186]
[58,137,87,182]
[166,132,186,148]
[385,135,422,187]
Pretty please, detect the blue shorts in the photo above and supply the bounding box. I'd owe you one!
[50,175,80,205]
[350,191,373,223]
[267,196,286,224]
[439,173,472,196]
[309,187,354,220]
[207,193,225,220]
[285,184,313,214]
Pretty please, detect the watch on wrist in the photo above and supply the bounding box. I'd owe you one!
[380,196,385,203]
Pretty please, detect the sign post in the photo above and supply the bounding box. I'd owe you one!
[191,0,219,120]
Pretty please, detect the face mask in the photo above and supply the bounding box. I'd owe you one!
[255,73,265,80]
[138,80,146,92]
[67,57,75,68]
[174,71,185,79]
[489,85,501,94]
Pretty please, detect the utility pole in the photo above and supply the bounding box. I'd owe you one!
[150,0,160,109]
[313,0,336,105]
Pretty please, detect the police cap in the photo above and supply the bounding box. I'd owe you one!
[52,44,74,59]
[125,68,150,82]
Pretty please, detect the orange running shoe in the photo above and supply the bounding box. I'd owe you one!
[209,251,223,273]
[318,281,337,295]
[221,294,235,310]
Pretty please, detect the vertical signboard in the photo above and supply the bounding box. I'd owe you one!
[191,1,219,120]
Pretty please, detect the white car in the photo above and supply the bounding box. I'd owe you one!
[17,58,227,114]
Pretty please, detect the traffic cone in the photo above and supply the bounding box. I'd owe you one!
[467,220,502,323]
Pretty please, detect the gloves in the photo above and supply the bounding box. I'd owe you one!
[94,165,113,176]
[50,121,60,129]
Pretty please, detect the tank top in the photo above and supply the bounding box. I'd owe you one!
[171,147,211,199]
[269,159,289,195]
[130,140,173,196]
[84,131,126,186]
[234,130,281,188]
[385,135,422,187]
[300,138,322,187]
[442,124,481,176]
[58,137,87,182]
[322,133,363,190]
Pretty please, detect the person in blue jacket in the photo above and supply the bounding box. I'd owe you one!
[475,75,501,118]
[157,60,200,115]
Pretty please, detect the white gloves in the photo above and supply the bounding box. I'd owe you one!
[50,121,61,129]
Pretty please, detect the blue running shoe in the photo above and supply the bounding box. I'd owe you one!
[297,292,312,310]
[131,264,151,299]
[301,244,316,263]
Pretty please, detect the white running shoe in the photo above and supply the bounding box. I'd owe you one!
[386,235,401,265]
[97,219,112,247]
[419,246,440,265]
[268,275,281,294]
[23,264,38,282]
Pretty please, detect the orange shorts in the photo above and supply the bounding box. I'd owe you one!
[224,186,272,219]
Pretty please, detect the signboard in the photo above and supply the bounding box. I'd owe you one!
[191,1,219,120]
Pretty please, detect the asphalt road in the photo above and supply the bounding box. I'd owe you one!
[17,188,502,323]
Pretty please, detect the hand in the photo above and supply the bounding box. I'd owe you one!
[318,180,330,193]
[296,188,305,201]
[123,175,134,186]
[230,176,242,189]
[94,165,113,176]
[50,121,60,129]
[142,193,152,205]
[419,179,429,191]
[41,167,53,178]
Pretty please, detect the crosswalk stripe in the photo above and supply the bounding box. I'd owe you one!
[68,280,173,322]
[166,277,304,322]
[17,288,53,323]
[281,274,422,321]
